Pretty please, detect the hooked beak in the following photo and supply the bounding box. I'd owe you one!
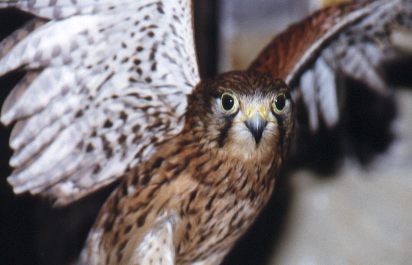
[244,112,267,144]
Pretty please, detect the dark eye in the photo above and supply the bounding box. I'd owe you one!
[272,93,287,113]
[220,92,238,114]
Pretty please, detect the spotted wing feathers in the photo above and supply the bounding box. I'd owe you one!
[0,0,199,206]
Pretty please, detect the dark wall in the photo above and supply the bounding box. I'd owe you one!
[0,9,39,265]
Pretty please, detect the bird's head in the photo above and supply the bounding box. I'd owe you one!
[186,70,295,163]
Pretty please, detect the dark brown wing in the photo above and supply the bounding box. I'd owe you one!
[250,0,411,132]
[250,1,364,84]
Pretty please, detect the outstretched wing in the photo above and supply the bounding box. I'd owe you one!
[250,0,411,132]
[0,0,199,206]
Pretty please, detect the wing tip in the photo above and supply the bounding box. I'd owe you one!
[7,173,76,207]
[0,72,19,126]
[1,71,41,126]
[6,167,44,195]
[7,176,28,194]
[0,112,13,126]
[1,95,20,127]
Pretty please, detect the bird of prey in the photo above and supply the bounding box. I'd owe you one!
[0,0,411,264]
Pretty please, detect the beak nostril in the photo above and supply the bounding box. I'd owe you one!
[244,115,267,144]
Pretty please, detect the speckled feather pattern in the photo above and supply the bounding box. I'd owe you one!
[0,0,411,264]
[0,0,199,205]
[79,71,295,265]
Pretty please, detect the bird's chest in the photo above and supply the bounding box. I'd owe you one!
[174,162,275,264]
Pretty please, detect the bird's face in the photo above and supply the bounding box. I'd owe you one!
[187,71,294,163]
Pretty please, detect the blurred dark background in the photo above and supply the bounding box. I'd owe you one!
[0,9,37,265]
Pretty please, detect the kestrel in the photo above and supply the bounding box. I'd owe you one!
[0,0,411,265]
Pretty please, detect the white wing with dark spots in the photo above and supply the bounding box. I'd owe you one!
[0,0,200,206]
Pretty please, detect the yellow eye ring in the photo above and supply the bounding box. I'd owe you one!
[272,93,287,114]
[220,92,239,114]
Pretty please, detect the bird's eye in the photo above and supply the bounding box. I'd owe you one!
[272,93,287,114]
[220,93,238,114]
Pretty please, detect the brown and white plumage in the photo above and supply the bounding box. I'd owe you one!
[79,71,294,265]
[1,0,412,264]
